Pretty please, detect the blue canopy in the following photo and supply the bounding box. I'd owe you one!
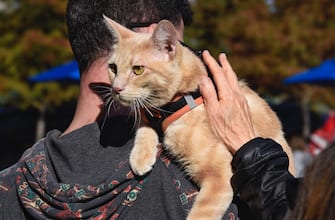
[30,60,80,82]
[283,58,335,86]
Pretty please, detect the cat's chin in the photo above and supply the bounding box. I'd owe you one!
[111,96,130,107]
[116,100,132,107]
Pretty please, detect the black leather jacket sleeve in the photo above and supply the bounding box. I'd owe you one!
[231,137,299,220]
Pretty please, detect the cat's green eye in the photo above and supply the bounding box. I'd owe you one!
[132,65,145,75]
[109,63,117,74]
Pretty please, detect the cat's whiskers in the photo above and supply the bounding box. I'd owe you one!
[106,98,117,117]
[138,100,154,118]
[89,83,113,103]
[124,91,156,118]
[101,93,113,102]
[89,82,118,131]
[143,96,174,115]
[130,99,143,130]
[99,97,118,131]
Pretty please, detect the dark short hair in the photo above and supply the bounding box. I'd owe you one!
[66,0,193,73]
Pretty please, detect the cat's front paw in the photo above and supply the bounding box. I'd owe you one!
[129,127,159,176]
[129,151,157,176]
[129,145,158,176]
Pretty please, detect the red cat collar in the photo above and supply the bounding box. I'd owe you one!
[141,91,203,137]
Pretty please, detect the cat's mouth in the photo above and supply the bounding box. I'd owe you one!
[112,94,133,107]
[116,99,131,107]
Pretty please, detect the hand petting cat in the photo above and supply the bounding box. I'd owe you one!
[199,50,257,154]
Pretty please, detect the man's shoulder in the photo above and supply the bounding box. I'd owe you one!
[0,139,46,196]
[0,162,19,204]
[0,161,30,219]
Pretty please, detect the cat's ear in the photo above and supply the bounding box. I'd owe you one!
[103,14,135,42]
[151,20,177,59]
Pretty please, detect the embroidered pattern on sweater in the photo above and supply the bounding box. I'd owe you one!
[14,143,147,219]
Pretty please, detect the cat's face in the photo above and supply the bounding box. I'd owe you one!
[104,16,183,110]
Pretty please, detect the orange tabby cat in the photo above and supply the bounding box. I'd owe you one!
[103,16,295,220]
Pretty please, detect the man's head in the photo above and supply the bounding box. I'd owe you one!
[66,0,193,74]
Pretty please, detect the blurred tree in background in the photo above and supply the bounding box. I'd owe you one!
[0,0,76,110]
[185,0,335,107]
[1,0,335,140]
[0,0,76,139]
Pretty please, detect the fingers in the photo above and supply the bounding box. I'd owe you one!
[200,51,257,153]
[199,76,218,106]
[218,53,240,92]
[202,50,228,100]
[202,50,241,101]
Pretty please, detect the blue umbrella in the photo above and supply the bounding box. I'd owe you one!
[283,58,335,86]
[30,60,80,82]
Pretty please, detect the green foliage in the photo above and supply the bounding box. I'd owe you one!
[1,0,335,111]
[185,0,335,107]
[0,0,78,110]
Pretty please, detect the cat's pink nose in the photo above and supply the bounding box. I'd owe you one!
[113,86,123,94]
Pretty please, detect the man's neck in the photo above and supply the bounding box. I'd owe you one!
[63,60,109,135]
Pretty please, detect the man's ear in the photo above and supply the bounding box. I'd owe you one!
[103,14,135,42]
[151,20,177,59]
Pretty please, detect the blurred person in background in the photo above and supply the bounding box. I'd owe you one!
[309,111,335,156]
[287,141,335,220]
